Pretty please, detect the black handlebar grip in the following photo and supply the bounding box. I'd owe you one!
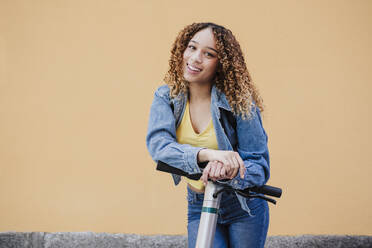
[250,185,282,198]
[156,161,202,180]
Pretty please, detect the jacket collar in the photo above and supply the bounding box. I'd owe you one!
[172,84,232,120]
[211,84,232,112]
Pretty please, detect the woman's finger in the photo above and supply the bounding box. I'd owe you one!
[220,164,226,178]
[218,162,226,177]
[235,153,245,179]
[226,159,234,178]
[213,162,222,180]
[239,162,246,179]
[201,163,211,185]
[224,163,234,178]
[229,157,239,179]
[209,162,217,181]
[231,155,241,178]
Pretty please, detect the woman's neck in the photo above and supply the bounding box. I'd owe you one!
[188,82,212,103]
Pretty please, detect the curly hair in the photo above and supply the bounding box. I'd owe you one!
[164,22,264,119]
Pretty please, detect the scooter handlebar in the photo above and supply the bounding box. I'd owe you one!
[156,161,282,198]
[245,185,282,198]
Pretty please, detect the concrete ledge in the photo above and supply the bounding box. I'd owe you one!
[1,232,372,248]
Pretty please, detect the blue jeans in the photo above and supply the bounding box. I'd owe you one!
[187,186,269,248]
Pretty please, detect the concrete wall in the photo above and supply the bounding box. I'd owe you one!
[1,232,372,248]
[1,0,371,235]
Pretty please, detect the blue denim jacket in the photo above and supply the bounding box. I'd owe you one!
[146,84,270,213]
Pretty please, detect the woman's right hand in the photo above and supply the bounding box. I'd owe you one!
[198,149,245,180]
[201,161,226,185]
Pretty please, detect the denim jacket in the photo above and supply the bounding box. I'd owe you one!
[146,84,270,214]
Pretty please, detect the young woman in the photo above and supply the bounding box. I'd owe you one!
[146,22,270,248]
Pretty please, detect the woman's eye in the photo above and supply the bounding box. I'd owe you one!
[205,52,215,57]
[188,45,196,50]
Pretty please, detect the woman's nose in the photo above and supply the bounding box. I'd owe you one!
[190,50,202,64]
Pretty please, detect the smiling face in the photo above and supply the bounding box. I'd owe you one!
[182,27,219,86]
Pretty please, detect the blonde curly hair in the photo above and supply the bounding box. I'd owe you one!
[164,22,264,119]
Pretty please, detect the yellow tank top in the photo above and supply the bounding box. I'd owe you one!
[176,100,219,191]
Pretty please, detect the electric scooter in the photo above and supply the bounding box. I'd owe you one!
[157,161,282,248]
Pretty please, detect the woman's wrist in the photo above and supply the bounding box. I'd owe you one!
[197,148,213,162]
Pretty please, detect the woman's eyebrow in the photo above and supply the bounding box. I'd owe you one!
[190,40,217,53]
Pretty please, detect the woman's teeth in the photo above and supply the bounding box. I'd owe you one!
[188,64,201,72]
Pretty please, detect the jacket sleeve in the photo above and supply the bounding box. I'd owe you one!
[228,107,270,190]
[146,88,203,175]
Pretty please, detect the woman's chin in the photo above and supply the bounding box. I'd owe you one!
[183,76,196,84]
[184,75,207,85]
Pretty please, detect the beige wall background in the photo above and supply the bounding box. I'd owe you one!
[1,0,371,235]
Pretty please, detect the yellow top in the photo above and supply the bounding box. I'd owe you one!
[176,100,219,192]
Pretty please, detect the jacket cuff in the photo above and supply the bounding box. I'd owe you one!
[184,146,203,174]
[228,177,247,190]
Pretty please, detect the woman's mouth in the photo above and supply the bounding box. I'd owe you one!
[187,63,202,74]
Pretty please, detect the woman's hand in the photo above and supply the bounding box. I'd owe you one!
[201,161,228,185]
[198,149,246,180]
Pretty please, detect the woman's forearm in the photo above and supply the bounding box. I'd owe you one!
[197,148,213,162]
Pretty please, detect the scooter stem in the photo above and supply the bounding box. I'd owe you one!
[195,182,223,248]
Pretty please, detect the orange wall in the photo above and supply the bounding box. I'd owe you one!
[0,0,371,235]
